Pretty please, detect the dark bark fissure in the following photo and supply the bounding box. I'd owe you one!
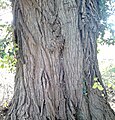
[5,0,115,120]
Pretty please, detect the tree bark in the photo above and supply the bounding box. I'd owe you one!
[6,0,115,120]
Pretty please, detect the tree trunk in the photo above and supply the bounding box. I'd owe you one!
[6,0,115,120]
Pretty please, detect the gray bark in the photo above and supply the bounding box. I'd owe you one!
[5,0,115,120]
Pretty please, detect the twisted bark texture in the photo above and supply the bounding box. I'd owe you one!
[6,0,115,120]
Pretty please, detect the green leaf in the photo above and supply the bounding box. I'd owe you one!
[108,83,112,88]
[93,82,104,91]
[97,85,104,91]
[92,82,98,89]
[0,64,4,68]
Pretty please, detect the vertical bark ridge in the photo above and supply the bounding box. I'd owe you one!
[6,0,115,120]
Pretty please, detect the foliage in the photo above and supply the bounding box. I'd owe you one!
[97,43,115,100]
[92,77,104,91]
[99,0,115,45]
[92,59,115,99]
[0,0,10,9]
[101,63,115,92]
[0,0,17,72]
[0,25,17,72]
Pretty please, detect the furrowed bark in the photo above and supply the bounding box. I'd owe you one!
[6,0,115,120]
